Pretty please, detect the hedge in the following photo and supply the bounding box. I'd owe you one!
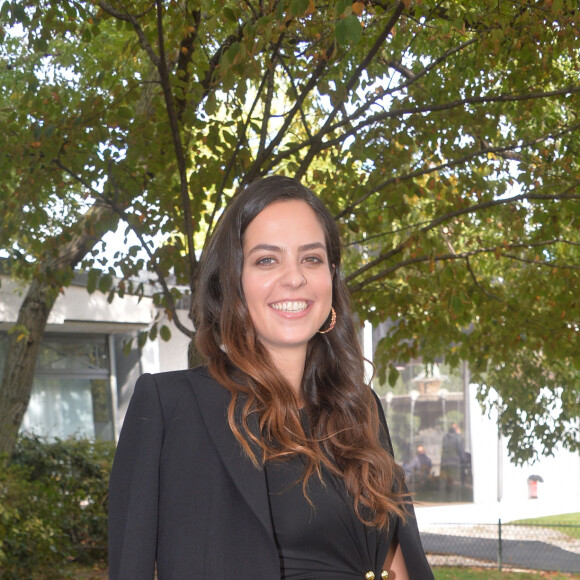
[0,435,114,579]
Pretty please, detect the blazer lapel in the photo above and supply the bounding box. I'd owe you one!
[186,368,274,541]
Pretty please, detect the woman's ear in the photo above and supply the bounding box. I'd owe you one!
[331,264,336,277]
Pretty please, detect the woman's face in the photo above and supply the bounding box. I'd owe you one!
[241,199,333,361]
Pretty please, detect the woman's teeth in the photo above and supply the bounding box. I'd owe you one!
[271,301,308,312]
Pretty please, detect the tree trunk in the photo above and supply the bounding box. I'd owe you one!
[0,281,59,458]
[0,202,116,460]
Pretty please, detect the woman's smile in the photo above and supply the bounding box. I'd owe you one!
[270,300,310,313]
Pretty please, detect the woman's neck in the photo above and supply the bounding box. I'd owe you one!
[268,347,306,403]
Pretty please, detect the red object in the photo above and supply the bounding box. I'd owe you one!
[528,480,538,499]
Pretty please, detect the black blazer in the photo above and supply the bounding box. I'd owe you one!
[108,366,433,579]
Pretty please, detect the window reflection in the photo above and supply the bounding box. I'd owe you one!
[0,334,114,442]
[375,361,473,503]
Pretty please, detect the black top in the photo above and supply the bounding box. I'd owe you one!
[265,450,395,579]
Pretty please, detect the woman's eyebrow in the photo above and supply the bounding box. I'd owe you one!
[246,242,326,255]
[246,243,282,256]
[299,242,326,252]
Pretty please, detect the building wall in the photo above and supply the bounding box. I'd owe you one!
[1,274,193,442]
[470,383,580,504]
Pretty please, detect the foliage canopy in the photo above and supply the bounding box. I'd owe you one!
[1,0,579,462]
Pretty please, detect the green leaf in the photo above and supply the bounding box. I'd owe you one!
[97,274,113,294]
[160,325,172,341]
[388,366,400,387]
[122,338,134,357]
[223,7,237,22]
[335,15,362,46]
[86,269,99,294]
[137,331,148,349]
[290,0,309,17]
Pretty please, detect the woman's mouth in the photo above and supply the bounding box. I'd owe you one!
[270,301,309,313]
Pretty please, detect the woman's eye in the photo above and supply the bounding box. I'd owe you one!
[304,256,323,264]
[257,257,275,266]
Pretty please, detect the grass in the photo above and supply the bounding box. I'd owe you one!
[434,568,578,579]
[510,513,580,540]
[57,565,109,579]
[63,565,579,579]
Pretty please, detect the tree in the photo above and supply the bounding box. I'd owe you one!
[1,0,579,461]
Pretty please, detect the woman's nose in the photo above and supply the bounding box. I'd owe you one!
[281,262,307,287]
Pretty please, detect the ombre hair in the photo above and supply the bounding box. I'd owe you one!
[193,175,406,529]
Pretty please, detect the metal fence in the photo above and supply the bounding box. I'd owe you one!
[420,521,580,574]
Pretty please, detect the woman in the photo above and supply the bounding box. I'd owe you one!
[108,175,433,579]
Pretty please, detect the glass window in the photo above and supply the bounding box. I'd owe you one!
[35,336,109,372]
[374,360,473,503]
[0,333,115,442]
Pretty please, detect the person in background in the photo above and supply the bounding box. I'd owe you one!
[407,445,433,486]
[108,175,434,579]
[440,422,467,496]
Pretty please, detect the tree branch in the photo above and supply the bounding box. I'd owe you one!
[332,84,580,147]
[53,159,195,339]
[98,0,160,66]
[295,1,406,178]
[242,29,338,185]
[345,183,580,287]
[154,0,197,289]
[174,8,201,120]
[278,55,314,141]
[205,32,289,239]
[337,122,580,218]
[465,255,505,303]
[347,237,580,294]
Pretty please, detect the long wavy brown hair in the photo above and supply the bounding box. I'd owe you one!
[193,175,407,529]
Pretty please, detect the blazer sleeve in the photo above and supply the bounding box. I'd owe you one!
[371,390,435,580]
[108,374,164,580]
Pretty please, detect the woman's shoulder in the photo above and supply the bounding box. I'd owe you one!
[144,364,211,382]
[137,365,223,395]
[132,365,229,417]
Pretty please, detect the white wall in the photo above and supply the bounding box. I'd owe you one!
[157,309,192,372]
[0,276,157,330]
[470,383,580,505]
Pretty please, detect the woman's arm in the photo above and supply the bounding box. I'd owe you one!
[108,374,164,580]
[384,539,410,580]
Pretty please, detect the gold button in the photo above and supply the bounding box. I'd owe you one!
[364,573,375,580]
[381,572,389,579]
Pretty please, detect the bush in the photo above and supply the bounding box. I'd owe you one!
[0,435,114,579]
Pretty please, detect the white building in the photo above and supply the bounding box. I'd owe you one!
[0,273,190,442]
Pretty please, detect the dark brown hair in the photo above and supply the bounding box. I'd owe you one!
[193,175,406,529]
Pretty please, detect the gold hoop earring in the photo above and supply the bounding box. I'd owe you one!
[318,307,336,334]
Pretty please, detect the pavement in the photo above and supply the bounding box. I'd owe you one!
[413,496,580,574]
[420,533,580,574]
[414,494,580,526]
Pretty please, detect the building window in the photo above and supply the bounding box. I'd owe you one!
[375,360,473,503]
[0,334,115,441]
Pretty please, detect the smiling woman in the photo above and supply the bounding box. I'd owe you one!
[108,175,434,580]
[241,199,334,390]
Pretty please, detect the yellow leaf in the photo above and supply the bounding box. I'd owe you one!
[352,2,364,16]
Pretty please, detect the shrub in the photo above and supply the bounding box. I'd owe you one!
[0,435,114,579]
